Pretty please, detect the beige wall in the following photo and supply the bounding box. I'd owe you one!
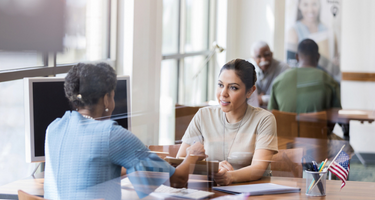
[225,0,286,62]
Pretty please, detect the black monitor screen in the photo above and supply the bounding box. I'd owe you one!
[31,78,129,157]
[111,79,129,130]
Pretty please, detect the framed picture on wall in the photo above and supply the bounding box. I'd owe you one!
[285,0,342,82]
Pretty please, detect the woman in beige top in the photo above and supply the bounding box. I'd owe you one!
[176,59,278,186]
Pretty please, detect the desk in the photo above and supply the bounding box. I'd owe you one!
[328,109,375,166]
[328,108,375,124]
[327,108,375,140]
[0,173,44,199]
[187,175,375,200]
[1,174,375,199]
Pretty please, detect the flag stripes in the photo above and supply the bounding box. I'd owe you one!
[329,151,350,189]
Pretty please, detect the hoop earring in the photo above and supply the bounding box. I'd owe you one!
[105,108,109,112]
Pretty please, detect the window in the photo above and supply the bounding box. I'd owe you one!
[0,51,43,71]
[159,0,215,144]
[0,0,116,186]
[57,0,110,64]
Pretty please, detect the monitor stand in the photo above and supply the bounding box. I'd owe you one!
[31,162,45,177]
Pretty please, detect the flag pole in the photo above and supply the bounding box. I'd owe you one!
[307,145,346,194]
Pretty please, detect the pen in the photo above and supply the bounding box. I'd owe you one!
[312,161,318,172]
[319,159,328,172]
[318,161,324,171]
[308,159,328,191]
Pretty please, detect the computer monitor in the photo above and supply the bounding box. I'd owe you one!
[24,76,131,163]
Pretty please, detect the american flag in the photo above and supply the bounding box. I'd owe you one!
[329,151,350,189]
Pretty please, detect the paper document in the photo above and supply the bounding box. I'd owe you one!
[121,177,214,199]
[213,183,300,196]
[152,184,214,199]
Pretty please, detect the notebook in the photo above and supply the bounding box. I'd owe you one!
[213,183,300,196]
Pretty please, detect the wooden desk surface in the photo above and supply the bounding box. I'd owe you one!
[184,175,375,200]
[1,174,375,199]
[327,108,375,124]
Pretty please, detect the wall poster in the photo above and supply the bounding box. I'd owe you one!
[285,0,342,82]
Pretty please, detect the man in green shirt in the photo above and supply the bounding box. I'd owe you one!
[268,39,352,160]
[268,39,341,113]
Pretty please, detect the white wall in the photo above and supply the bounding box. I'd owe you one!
[341,0,375,153]
[225,0,285,62]
[117,0,163,145]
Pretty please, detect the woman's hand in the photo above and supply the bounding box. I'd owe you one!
[215,161,234,185]
[214,168,233,186]
[219,160,234,171]
[186,142,207,160]
[171,142,206,188]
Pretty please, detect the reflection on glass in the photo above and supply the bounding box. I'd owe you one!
[0,80,33,185]
[162,0,179,55]
[182,56,207,104]
[0,51,43,71]
[159,60,178,145]
[57,0,109,64]
[184,0,209,53]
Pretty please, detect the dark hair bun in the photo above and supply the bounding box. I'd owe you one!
[64,62,117,109]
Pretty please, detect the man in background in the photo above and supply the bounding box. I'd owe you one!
[268,39,350,160]
[268,39,341,113]
[249,41,289,107]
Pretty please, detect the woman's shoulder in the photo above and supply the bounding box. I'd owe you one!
[48,111,73,128]
[109,124,139,145]
[250,105,271,114]
[110,123,130,133]
[248,105,275,120]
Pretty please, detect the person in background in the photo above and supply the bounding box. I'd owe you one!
[249,41,289,107]
[44,63,206,200]
[176,59,278,186]
[268,39,352,159]
[268,39,340,113]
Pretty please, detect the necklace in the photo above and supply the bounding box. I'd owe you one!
[82,115,94,120]
[222,106,248,161]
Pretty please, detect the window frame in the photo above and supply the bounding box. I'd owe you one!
[161,0,217,104]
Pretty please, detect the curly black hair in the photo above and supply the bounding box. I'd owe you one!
[219,59,257,91]
[64,62,117,109]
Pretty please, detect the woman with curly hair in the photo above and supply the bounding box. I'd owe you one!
[44,63,205,199]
